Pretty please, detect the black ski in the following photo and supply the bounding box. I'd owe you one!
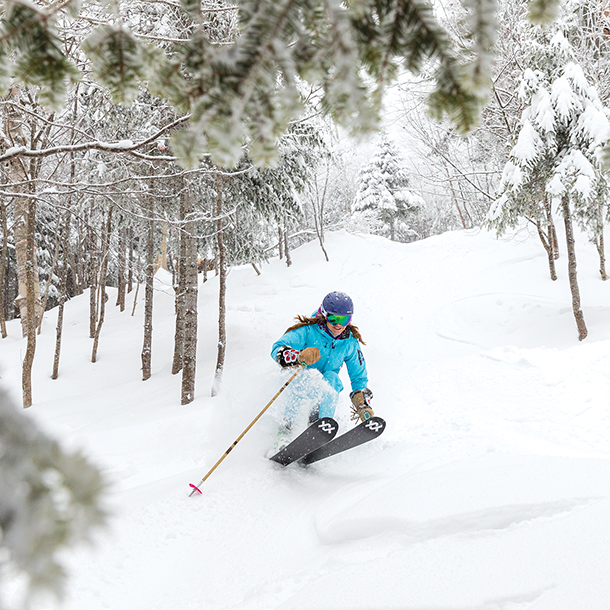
[299,416,386,465]
[269,417,338,466]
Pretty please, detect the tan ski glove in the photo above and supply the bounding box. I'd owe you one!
[298,347,321,365]
[349,388,374,422]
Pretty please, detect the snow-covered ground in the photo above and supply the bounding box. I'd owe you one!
[2,226,610,610]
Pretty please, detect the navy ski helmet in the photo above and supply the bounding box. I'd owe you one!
[320,291,354,317]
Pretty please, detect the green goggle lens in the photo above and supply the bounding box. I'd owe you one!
[327,314,351,326]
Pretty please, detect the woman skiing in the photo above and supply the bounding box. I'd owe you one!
[270,291,374,444]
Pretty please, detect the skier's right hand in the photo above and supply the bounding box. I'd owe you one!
[299,347,320,365]
[276,346,301,367]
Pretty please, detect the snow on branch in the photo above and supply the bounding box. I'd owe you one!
[0,115,191,163]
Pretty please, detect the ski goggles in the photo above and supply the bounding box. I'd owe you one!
[326,313,351,327]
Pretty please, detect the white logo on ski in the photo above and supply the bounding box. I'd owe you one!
[364,420,383,433]
[318,421,336,434]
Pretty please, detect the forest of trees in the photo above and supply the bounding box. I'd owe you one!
[0,0,606,410]
[6,0,610,600]
[2,0,610,413]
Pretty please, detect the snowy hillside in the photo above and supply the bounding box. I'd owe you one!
[2,227,610,610]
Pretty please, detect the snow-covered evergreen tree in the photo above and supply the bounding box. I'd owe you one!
[353,137,425,242]
[0,387,105,603]
[490,30,610,241]
[489,28,610,340]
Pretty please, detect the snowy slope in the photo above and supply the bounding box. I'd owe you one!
[2,226,610,610]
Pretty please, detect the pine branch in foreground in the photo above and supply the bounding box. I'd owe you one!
[0,387,106,601]
[527,0,560,25]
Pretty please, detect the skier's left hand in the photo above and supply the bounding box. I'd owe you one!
[349,388,374,422]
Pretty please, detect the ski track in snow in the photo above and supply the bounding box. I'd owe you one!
[3,228,610,609]
[314,497,600,546]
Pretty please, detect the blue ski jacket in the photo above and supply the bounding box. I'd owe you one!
[271,321,368,394]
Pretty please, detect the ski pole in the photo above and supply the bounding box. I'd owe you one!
[189,364,305,496]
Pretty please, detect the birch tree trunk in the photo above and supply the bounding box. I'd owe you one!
[212,173,226,397]
[127,226,134,294]
[596,232,606,281]
[21,195,38,407]
[283,228,292,267]
[311,167,330,262]
[278,226,284,259]
[535,219,557,281]
[64,150,82,297]
[181,188,198,404]
[20,111,46,406]
[131,253,141,316]
[537,194,558,281]
[545,196,559,261]
[142,198,155,381]
[14,194,42,334]
[88,213,98,339]
[71,217,85,295]
[160,221,168,270]
[7,88,42,337]
[0,202,8,338]
[561,194,587,341]
[91,209,112,362]
[52,210,70,379]
[116,224,127,311]
[172,195,187,375]
[595,201,606,281]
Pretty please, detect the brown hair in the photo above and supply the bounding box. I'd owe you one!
[284,314,366,345]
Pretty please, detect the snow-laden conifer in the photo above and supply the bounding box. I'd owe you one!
[354,136,425,243]
[0,387,105,602]
[490,27,610,339]
[490,31,610,231]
